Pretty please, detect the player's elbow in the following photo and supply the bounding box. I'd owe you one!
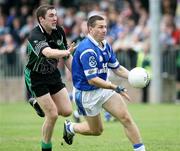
[42,48,52,58]
[88,79,96,85]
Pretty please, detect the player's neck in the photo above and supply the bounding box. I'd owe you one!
[44,28,52,35]
[41,24,52,35]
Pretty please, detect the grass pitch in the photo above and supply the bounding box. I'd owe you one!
[0,102,180,151]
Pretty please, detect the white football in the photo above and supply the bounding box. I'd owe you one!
[128,67,150,88]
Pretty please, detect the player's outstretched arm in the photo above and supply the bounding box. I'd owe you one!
[64,42,76,72]
[112,66,129,79]
[42,47,70,59]
[64,55,73,72]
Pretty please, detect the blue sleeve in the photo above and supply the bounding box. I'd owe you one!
[80,49,98,80]
[107,45,120,69]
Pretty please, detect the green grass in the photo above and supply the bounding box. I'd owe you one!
[0,102,180,151]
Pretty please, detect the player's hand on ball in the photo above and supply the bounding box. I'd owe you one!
[114,86,131,101]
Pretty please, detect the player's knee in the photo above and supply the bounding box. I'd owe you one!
[51,113,58,121]
[91,128,103,136]
[120,113,133,126]
[47,111,58,121]
[60,108,72,117]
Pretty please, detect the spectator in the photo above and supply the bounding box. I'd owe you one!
[0,34,18,76]
[9,17,21,45]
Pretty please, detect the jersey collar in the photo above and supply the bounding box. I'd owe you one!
[38,24,45,33]
[87,34,107,50]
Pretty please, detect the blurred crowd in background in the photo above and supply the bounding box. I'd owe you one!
[0,0,179,96]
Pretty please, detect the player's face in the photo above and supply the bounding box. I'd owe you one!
[41,9,57,31]
[90,20,107,42]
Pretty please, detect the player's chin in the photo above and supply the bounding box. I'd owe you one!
[101,35,106,40]
[99,37,105,41]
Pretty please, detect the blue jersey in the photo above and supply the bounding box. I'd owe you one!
[72,35,120,91]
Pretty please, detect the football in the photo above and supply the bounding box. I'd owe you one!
[128,67,150,88]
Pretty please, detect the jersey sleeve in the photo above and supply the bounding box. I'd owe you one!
[107,45,120,69]
[28,29,49,56]
[80,49,98,80]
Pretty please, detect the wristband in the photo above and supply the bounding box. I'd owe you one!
[114,86,126,93]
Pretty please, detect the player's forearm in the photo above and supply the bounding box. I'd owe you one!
[88,77,117,90]
[112,66,129,79]
[42,47,70,59]
[64,55,72,72]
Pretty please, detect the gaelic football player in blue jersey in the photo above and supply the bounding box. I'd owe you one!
[63,15,146,151]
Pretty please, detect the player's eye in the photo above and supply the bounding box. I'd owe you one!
[49,14,54,17]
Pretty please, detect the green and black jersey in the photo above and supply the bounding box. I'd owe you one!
[26,24,68,74]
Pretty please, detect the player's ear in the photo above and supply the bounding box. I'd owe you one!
[88,26,93,33]
[39,16,44,23]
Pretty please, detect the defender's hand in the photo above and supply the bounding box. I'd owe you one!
[67,42,76,54]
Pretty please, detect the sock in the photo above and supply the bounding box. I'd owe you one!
[74,110,80,118]
[41,141,52,151]
[133,143,145,151]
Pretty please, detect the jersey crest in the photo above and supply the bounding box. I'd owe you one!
[89,56,97,67]
[57,39,63,46]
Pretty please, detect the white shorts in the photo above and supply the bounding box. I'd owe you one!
[73,88,115,116]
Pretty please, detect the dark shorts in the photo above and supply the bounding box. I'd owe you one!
[25,68,65,97]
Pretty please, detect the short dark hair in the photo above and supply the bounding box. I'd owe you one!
[87,15,105,28]
[36,5,55,23]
